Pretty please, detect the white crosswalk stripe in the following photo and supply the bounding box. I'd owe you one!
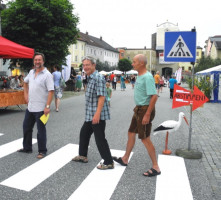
[0,143,79,192]
[155,155,193,200]
[0,138,37,159]
[68,149,133,200]
[0,133,4,136]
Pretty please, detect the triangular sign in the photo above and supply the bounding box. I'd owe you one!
[192,86,209,111]
[167,35,193,58]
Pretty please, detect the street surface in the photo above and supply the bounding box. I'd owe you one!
[0,83,220,200]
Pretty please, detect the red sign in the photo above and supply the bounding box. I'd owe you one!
[172,84,209,111]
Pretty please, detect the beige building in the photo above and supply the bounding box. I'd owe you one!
[178,46,203,71]
[210,41,221,59]
[118,48,157,72]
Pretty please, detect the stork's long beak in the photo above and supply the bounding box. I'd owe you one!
[184,116,189,126]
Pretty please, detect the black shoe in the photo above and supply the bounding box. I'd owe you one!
[17,148,33,153]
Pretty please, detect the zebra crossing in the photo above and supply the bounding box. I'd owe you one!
[0,133,193,200]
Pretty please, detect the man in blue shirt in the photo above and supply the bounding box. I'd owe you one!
[112,54,161,177]
[72,56,114,170]
[169,75,177,99]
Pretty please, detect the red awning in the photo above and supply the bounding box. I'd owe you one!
[0,36,34,59]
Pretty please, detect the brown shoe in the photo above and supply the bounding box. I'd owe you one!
[37,153,46,159]
[97,162,114,170]
[72,155,88,163]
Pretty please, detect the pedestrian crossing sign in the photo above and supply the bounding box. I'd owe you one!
[164,31,196,62]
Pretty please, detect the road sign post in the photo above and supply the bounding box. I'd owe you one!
[165,28,204,159]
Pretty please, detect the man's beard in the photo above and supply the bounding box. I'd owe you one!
[34,64,43,69]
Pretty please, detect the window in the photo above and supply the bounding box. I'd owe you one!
[75,44,78,49]
[121,53,124,57]
[91,49,92,54]
[197,52,199,56]
[100,51,102,55]
[82,45,84,50]
[188,66,191,71]
[182,67,184,71]
[94,50,96,55]
[75,56,78,62]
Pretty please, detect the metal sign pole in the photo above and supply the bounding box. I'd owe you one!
[175,27,202,159]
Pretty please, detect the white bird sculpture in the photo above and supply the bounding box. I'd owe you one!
[153,112,189,155]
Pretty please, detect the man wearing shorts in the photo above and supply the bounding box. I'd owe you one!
[112,54,161,177]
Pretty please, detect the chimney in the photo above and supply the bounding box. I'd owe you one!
[86,32,88,35]
[100,36,102,41]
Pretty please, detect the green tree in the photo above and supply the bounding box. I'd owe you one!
[2,0,79,71]
[117,58,132,72]
[195,56,221,73]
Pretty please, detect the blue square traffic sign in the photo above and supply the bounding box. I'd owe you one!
[164,31,196,62]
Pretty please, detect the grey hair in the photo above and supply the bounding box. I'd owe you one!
[82,56,96,64]
[137,54,147,65]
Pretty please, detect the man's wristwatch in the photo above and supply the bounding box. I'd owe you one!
[46,105,50,109]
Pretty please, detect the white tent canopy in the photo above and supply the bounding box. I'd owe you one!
[99,70,108,75]
[196,65,221,74]
[126,70,138,75]
[110,70,123,75]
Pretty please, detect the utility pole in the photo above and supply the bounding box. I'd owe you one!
[0,0,6,72]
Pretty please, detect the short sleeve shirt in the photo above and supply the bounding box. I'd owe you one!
[134,72,157,105]
[52,71,61,87]
[85,70,110,122]
[24,68,54,112]
[169,78,177,89]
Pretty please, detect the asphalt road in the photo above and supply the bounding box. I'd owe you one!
[0,84,217,200]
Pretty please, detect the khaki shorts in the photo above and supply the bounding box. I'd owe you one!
[128,105,155,139]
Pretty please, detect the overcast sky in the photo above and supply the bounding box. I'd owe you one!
[71,0,221,50]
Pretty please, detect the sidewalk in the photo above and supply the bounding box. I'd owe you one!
[181,84,221,200]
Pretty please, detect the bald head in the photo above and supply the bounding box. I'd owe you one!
[135,54,147,66]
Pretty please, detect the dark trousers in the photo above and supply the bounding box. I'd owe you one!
[170,88,174,99]
[79,120,113,165]
[112,82,116,90]
[23,109,47,153]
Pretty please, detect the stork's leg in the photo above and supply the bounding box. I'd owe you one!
[163,131,172,155]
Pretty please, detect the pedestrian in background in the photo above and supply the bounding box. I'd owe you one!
[70,68,76,91]
[106,82,112,107]
[10,75,20,89]
[159,76,164,93]
[169,75,177,99]
[130,74,136,89]
[113,74,117,90]
[17,52,54,159]
[120,73,126,91]
[112,54,161,177]
[72,56,114,170]
[154,71,160,96]
[18,75,24,88]
[76,72,82,92]
[82,72,88,91]
[52,65,62,112]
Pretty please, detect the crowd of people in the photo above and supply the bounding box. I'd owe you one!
[2,52,180,177]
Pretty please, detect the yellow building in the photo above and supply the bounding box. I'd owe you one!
[69,39,86,70]
[178,46,203,71]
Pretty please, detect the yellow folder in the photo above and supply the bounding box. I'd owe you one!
[40,114,50,124]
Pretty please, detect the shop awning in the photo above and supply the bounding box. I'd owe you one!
[0,36,34,59]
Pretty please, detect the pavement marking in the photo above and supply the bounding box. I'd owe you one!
[0,138,37,159]
[0,143,79,192]
[0,133,3,136]
[68,149,133,200]
[155,154,193,200]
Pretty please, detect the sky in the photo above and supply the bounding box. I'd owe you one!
[71,0,221,50]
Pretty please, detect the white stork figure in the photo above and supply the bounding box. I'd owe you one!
[153,112,189,155]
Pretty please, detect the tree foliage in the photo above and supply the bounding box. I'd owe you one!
[117,58,132,72]
[195,56,221,73]
[2,0,79,71]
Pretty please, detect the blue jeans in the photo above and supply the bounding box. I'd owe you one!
[23,109,47,153]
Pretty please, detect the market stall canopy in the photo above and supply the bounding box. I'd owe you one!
[0,36,34,59]
[99,70,108,75]
[110,70,122,75]
[126,70,138,75]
